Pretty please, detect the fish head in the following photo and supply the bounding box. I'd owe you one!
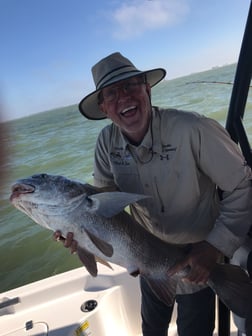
[10,173,87,229]
[10,173,150,234]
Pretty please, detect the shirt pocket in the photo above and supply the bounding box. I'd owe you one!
[111,164,144,194]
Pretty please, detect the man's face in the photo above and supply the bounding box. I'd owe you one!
[99,76,152,144]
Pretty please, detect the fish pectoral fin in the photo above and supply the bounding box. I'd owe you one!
[95,256,113,270]
[88,192,149,218]
[143,275,177,306]
[77,245,113,276]
[208,263,252,318]
[77,246,98,277]
[85,229,113,257]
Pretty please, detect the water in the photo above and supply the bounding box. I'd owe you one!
[1,64,252,293]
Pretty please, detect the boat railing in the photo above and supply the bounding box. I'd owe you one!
[221,1,252,335]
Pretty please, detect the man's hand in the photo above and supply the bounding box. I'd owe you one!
[53,231,78,254]
[53,231,101,275]
[168,241,222,284]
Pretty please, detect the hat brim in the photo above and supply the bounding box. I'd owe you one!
[78,68,166,120]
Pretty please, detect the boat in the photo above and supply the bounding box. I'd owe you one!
[1,2,252,335]
[0,261,246,336]
[0,264,143,336]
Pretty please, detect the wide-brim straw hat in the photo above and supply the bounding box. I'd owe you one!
[78,52,166,120]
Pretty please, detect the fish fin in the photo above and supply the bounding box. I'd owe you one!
[144,275,177,306]
[246,317,252,336]
[88,192,149,218]
[77,245,113,276]
[208,263,252,318]
[77,246,98,277]
[84,183,118,195]
[95,256,113,270]
[85,229,113,257]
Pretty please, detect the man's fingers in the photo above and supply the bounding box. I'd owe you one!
[184,267,209,284]
[168,258,189,277]
[70,239,78,254]
[64,232,74,248]
[53,230,65,242]
[53,231,78,253]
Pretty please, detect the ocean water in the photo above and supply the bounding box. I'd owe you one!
[1,64,252,293]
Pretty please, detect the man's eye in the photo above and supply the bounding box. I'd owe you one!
[127,83,135,89]
[104,89,115,97]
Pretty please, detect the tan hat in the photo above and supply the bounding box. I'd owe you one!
[78,52,166,120]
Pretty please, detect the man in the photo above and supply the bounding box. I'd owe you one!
[60,52,252,335]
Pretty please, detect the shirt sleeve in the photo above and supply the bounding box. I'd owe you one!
[194,117,252,257]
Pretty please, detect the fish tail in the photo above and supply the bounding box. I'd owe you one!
[208,263,252,320]
[246,317,252,336]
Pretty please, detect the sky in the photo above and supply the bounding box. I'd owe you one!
[0,0,251,121]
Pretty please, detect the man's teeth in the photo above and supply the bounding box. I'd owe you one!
[121,106,136,115]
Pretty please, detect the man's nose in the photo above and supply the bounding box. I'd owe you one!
[117,86,130,100]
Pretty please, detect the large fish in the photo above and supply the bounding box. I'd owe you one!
[10,173,252,323]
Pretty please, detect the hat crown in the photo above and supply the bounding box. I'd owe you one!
[92,52,141,90]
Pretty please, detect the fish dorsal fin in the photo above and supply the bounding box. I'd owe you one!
[88,192,149,217]
[77,246,98,277]
[85,229,113,257]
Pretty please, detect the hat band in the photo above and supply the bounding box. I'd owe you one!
[96,65,141,89]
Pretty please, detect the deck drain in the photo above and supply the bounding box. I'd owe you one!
[81,299,98,312]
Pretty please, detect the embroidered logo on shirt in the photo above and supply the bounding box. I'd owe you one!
[160,144,177,160]
[160,154,170,160]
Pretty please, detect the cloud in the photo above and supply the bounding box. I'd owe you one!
[110,0,189,39]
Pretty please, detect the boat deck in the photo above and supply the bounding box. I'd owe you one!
[0,265,241,335]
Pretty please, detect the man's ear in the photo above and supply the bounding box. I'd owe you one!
[145,82,151,99]
[99,103,107,116]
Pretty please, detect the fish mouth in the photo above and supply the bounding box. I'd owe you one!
[10,183,35,202]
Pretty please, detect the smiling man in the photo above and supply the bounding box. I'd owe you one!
[98,76,151,144]
[74,52,252,336]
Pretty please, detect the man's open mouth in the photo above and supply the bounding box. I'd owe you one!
[120,106,137,116]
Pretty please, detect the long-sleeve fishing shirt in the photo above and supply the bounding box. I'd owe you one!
[93,107,252,293]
